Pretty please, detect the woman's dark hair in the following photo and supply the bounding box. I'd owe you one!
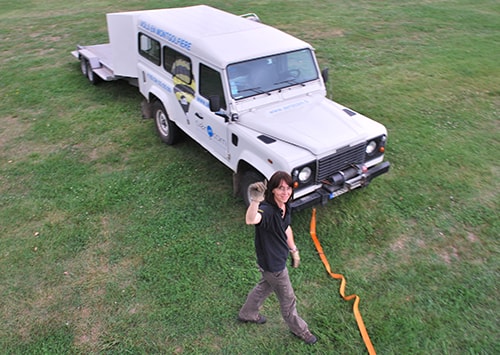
[265,171,294,204]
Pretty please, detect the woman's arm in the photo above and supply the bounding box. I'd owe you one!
[245,200,262,225]
[285,226,297,251]
[286,226,300,268]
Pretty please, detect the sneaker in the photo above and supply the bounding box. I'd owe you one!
[293,330,317,345]
[237,314,267,324]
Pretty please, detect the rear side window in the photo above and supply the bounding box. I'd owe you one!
[164,46,192,84]
[138,33,161,66]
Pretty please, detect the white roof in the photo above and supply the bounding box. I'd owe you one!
[119,5,312,67]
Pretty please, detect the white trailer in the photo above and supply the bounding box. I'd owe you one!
[72,5,390,210]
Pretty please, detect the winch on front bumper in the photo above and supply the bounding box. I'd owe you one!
[290,161,390,211]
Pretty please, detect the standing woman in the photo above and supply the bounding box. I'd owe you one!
[238,171,317,345]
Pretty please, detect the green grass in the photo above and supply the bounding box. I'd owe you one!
[1,0,499,353]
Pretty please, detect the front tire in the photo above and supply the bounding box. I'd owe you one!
[240,170,266,206]
[153,101,179,145]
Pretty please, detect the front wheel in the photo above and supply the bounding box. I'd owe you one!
[240,170,266,206]
[153,101,179,145]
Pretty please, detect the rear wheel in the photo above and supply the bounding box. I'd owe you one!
[240,170,266,206]
[153,101,179,145]
[80,57,88,76]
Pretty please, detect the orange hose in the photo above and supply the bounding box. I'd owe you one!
[309,208,376,355]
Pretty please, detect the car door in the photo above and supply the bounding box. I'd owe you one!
[188,63,230,164]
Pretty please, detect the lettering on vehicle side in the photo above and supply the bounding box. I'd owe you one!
[268,100,308,114]
[146,73,173,93]
[139,21,192,51]
[207,126,227,148]
[196,96,210,108]
[196,121,227,148]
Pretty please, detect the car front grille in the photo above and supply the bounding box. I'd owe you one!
[317,142,366,182]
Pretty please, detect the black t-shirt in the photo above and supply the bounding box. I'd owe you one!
[254,201,291,272]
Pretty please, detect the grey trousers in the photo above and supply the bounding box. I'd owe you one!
[238,267,309,336]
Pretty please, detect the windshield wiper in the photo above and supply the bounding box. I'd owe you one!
[273,79,306,87]
[238,86,270,96]
[273,79,297,86]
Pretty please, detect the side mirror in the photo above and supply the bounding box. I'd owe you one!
[321,68,329,83]
[209,95,221,112]
[209,95,231,122]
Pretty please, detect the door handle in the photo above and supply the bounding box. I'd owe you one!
[195,113,203,119]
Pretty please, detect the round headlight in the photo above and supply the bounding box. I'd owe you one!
[366,140,377,155]
[298,166,312,182]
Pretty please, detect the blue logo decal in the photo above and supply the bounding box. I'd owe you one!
[207,126,214,137]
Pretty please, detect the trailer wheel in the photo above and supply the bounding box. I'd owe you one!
[86,61,100,85]
[80,57,88,77]
[240,170,266,206]
[153,101,179,145]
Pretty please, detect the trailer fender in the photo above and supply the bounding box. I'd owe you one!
[77,48,101,70]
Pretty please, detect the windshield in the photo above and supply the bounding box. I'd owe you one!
[227,49,319,100]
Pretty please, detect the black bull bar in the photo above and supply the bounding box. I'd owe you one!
[290,161,391,211]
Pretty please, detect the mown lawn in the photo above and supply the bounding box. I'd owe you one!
[0,0,498,354]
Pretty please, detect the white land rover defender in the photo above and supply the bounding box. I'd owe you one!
[72,5,390,210]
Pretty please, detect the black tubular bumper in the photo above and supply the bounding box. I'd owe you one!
[290,161,391,211]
